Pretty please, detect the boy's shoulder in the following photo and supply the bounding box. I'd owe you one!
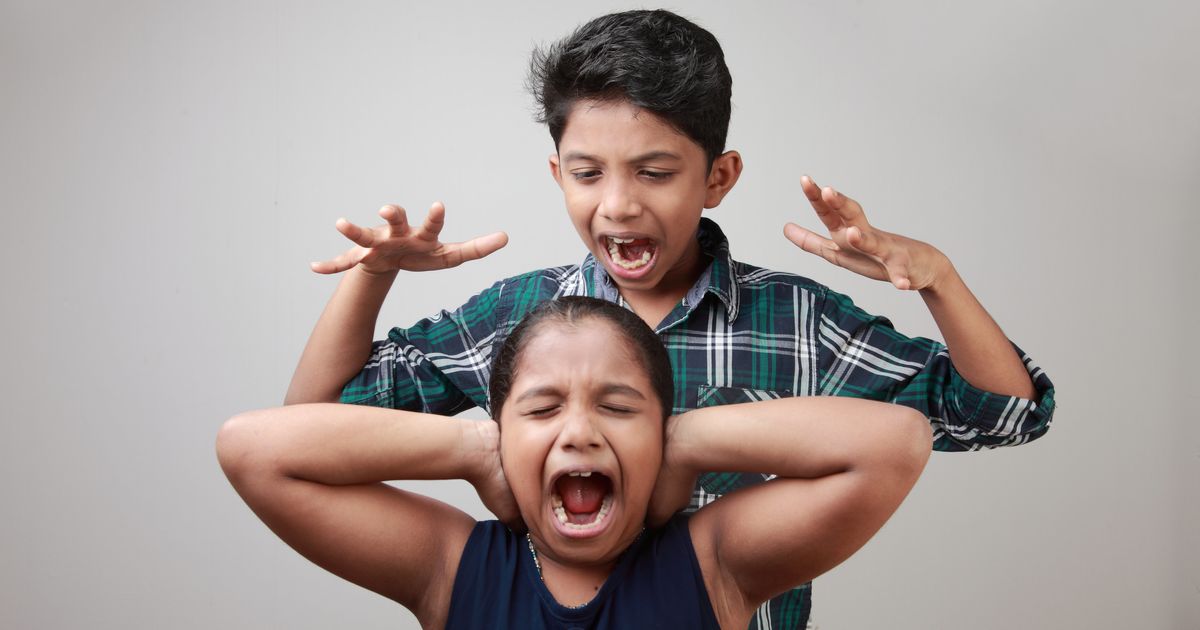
[729,257,831,295]
[489,262,586,297]
[727,256,873,318]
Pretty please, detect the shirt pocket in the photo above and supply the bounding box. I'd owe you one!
[694,384,792,498]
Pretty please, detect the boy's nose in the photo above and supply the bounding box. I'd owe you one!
[598,179,643,222]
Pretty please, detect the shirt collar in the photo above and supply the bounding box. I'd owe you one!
[579,218,740,322]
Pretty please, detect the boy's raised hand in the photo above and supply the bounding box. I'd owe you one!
[783,175,949,291]
[310,202,508,275]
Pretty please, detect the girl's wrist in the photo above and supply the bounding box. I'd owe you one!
[460,418,503,486]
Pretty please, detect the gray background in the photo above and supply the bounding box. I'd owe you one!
[2,1,1197,628]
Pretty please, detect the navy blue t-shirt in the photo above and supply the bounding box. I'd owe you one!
[445,514,720,629]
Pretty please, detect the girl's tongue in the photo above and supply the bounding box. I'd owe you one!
[556,475,609,515]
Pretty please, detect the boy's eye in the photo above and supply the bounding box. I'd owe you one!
[600,404,635,415]
[640,170,673,181]
[526,406,559,418]
[571,170,601,181]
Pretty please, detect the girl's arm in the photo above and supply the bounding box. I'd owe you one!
[677,398,932,626]
[216,404,501,627]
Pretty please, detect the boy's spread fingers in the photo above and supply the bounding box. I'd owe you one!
[337,218,378,248]
[826,188,869,227]
[455,232,510,263]
[784,223,840,261]
[379,205,410,232]
[846,226,881,255]
[420,203,447,238]
[804,180,843,231]
[310,251,353,274]
[800,175,822,201]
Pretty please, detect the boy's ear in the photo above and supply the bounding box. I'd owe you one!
[549,154,564,189]
[704,151,743,209]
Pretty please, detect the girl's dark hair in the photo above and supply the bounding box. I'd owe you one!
[488,297,674,421]
[527,9,732,166]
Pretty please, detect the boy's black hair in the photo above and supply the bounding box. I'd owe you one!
[488,297,674,422]
[528,9,732,166]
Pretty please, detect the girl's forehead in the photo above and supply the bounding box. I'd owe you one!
[510,322,645,387]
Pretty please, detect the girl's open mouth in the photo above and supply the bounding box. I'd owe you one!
[550,470,615,538]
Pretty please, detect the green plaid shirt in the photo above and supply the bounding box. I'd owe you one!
[341,218,1056,630]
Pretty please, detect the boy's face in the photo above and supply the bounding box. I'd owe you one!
[550,100,738,297]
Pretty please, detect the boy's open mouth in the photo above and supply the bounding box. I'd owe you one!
[605,236,657,273]
[551,470,615,533]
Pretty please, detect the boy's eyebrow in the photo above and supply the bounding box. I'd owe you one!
[561,150,683,164]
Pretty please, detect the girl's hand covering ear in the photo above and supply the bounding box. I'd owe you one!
[783,175,951,292]
[310,202,508,275]
[646,414,697,528]
[467,420,526,533]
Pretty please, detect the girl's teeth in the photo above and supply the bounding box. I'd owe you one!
[552,494,614,530]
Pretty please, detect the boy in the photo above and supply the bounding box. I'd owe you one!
[285,9,1055,629]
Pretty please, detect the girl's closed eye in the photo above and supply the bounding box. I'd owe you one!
[525,405,561,418]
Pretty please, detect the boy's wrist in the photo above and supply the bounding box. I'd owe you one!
[353,265,401,282]
[917,251,959,297]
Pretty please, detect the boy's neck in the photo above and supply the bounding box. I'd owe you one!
[620,238,709,329]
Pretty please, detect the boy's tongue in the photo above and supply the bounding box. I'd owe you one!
[557,476,607,514]
[618,239,654,260]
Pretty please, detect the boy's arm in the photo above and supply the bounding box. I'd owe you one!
[783,175,1034,399]
[285,202,507,405]
[783,176,1055,450]
[678,398,931,623]
[216,404,516,625]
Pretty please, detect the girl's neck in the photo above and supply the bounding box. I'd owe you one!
[529,537,617,608]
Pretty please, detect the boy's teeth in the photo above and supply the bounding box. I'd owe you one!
[567,471,592,477]
[606,237,652,270]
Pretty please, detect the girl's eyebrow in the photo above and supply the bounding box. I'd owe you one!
[514,385,563,403]
[513,382,646,403]
[599,383,646,399]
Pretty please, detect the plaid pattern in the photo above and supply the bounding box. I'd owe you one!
[341,218,1056,629]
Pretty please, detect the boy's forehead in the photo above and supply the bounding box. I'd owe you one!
[558,100,704,160]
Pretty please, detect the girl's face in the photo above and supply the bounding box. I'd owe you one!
[499,320,664,567]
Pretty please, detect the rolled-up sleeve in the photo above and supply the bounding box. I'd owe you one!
[339,279,507,415]
[816,288,1056,452]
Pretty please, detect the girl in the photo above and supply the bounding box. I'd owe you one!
[218,297,930,629]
